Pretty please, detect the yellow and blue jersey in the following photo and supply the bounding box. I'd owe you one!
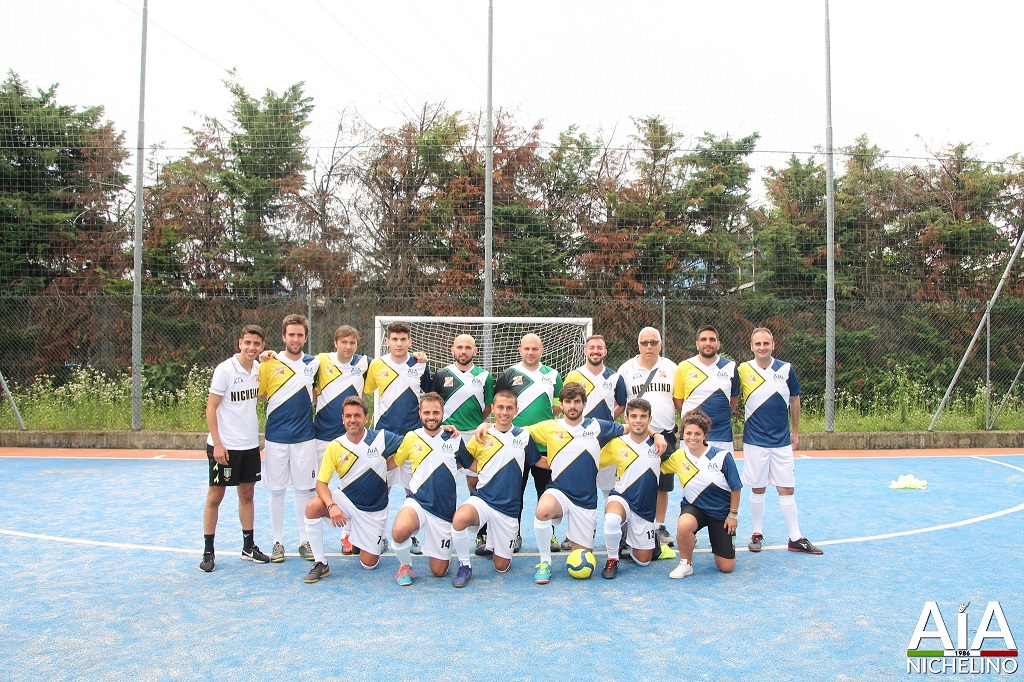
[467,425,542,518]
[598,434,661,522]
[393,428,472,523]
[260,353,318,444]
[565,366,627,422]
[313,352,369,441]
[673,355,738,442]
[364,355,431,435]
[317,428,403,512]
[527,417,624,510]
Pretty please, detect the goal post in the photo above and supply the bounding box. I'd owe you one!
[373,316,594,379]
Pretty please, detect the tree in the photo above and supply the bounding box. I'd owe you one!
[0,72,130,295]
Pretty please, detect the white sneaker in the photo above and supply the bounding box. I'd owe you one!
[669,559,693,579]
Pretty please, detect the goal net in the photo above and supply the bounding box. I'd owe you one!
[373,316,593,379]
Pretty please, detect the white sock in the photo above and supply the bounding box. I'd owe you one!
[269,489,286,544]
[534,519,553,564]
[393,537,412,567]
[779,495,802,541]
[294,489,313,542]
[750,492,766,535]
[304,516,325,562]
[600,488,613,508]
[604,513,622,560]
[452,527,473,567]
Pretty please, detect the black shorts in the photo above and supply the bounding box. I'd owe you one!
[207,445,262,486]
[680,503,735,560]
[658,428,678,492]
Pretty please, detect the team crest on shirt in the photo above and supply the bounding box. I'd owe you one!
[602,380,613,390]
[444,376,454,387]
[232,376,246,385]
[326,365,336,376]
[414,443,425,454]
[688,370,700,380]
[658,370,667,378]
[512,375,524,386]
[378,369,390,379]
[553,428,566,440]
[541,375,554,385]
[471,377,482,387]
[274,366,288,376]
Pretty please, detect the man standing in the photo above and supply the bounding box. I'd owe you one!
[673,326,738,453]
[738,327,822,555]
[493,333,563,553]
[260,314,320,564]
[562,334,627,550]
[313,325,369,462]
[390,393,472,586]
[201,324,271,572]
[300,397,404,584]
[432,333,494,438]
[449,390,541,587]
[618,327,678,550]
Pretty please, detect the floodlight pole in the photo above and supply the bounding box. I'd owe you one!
[483,0,495,369]
[823,0,837,433]
[131,0,149,431]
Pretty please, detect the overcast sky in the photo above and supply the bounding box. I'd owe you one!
[3,0,1022,173]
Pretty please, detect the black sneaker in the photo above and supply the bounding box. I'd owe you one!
[199,551,215,572]
[241,545,270,563]
[304,561,330,583]
[788,537,824,555]
[601,558,619,580]
[748,533,764,552]
[475,531,493,557]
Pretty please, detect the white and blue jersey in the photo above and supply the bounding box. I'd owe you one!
[662,445,742,520]
[738,359,801,448]
[599,434,660,522]
[314,352,369,441]
[564,366,627,422]
[260,353,319,444]
[364,355,431,435]
[527,417,624,510]
[467,425,542,518]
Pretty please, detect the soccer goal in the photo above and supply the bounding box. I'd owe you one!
[373,316,593,378]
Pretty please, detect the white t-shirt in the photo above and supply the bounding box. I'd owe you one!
[207,355,261,449]
[617,356,678,433]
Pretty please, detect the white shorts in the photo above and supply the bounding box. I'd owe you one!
[542,488,597,550]
[708,440,734,454]
[334,490,388,556]
[263,440,317,491]
[401,498,453,561]
[596,464,617,493]
[387,462,414,490]
[314,438,332,468]
[464,496,518,560]
[607,495,655,551]
[740,443,795,488]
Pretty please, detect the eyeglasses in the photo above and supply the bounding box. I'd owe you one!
[638,340,660,346]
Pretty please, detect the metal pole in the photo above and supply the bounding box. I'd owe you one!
[985,301,991,429]
[131,0,149,431]
[990,357,1024,429]
[661,296,667,349]
[0,368,26,430]
[823,0,836,433]
[483,0,494,370]
[929,228,1024,430]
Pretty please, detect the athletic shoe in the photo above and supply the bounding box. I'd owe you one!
[788,537,824,555]
[410,536,423,555]
[512,533,522,554]
[669,559,694,579]
[657,544,678,561]
[304,561,330,584]
[341,536,354,555]
[560,537,573,551]
[452,563,472,588]
[299,540,314,561]
[199,551,215,573]
[395,564,415,587]
[656,526,675,548]
[271,542,285,563]
[619,535,631,558]
[601,558,619,580]
[241,545,270,563]
[379,537,389,554]
[550,534,561,553]
[475,532,493,557]
[748,533,764,553]
[533,561,552,585]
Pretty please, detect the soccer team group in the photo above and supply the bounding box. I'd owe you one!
[202,316,823,588]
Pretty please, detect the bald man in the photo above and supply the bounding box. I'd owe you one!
[493,333,564,553]
[432,334,495,439]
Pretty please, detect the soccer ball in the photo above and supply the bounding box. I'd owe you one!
[565,548,596,579]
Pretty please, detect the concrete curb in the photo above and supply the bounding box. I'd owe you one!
[1,429,1023,451]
